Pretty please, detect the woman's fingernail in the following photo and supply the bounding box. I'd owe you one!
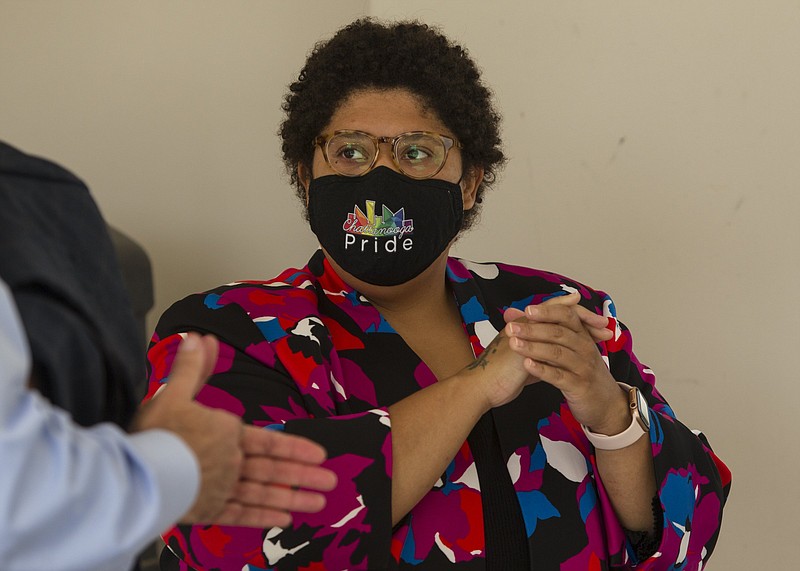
[180,334,200,352]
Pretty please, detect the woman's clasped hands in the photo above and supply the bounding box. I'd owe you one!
[472,293,630,435]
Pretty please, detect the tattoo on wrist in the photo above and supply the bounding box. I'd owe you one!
[468,338,499,370]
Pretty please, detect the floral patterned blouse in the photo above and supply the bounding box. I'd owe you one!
[146,250,730,571]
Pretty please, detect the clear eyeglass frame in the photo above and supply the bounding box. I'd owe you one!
[313,129,463,180]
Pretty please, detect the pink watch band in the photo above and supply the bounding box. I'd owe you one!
[581,383,648,451]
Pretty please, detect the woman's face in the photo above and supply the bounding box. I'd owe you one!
[301,88,480,209]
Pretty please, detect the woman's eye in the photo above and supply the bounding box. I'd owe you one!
[334,144,369,162]
[401,145,432,162]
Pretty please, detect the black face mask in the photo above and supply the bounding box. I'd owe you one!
[308,166,464,286]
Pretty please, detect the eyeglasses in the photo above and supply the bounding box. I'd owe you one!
[313,130,462,180]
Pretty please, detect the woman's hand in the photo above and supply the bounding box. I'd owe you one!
[502,293,629,434]
[462,329,533,410]
[465,293,614,413]
[502,293,613,343]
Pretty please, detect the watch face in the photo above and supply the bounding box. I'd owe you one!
[634,388,651,431]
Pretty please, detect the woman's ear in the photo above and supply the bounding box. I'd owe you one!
[460,166,484,210]
[298,163,312,205]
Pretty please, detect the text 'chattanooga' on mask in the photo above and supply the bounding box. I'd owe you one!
[308,166,464,286]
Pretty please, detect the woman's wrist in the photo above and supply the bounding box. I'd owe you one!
[449,367,495,417]
[583,385,631,436]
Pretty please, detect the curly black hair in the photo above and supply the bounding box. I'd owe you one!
[280,18,505,232]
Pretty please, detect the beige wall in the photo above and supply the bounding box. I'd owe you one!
[0,0,368,319]
[2,1,798,568]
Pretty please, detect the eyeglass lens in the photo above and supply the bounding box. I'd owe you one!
[326,132,447,178]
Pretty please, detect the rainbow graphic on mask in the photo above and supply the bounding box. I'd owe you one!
[342,200,414,237]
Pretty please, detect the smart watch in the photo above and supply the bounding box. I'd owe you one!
[582,383,651,451]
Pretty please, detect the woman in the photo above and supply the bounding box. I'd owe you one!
[148,19,730,571]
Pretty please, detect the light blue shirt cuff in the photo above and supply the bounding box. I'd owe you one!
[127,428,201,533]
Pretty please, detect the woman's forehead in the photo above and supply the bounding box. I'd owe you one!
[324,88,447,135]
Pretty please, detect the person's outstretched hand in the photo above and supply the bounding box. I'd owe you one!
[133,333,337,527]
